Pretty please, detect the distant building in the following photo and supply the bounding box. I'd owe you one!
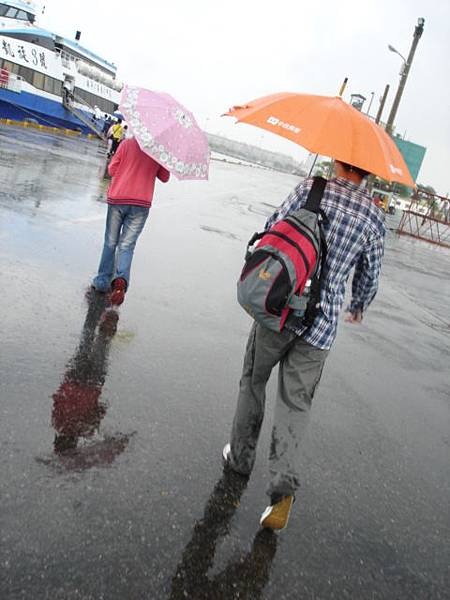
[350,93,366,112]
[393,136,426,183]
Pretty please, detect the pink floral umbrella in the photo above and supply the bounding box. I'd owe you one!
[119,85,210,180]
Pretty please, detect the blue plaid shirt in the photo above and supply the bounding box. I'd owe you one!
[265,177,386,349]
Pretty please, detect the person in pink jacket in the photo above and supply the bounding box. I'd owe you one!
[93,137,170,305]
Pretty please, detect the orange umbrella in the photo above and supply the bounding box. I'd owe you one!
[224,92,415,187]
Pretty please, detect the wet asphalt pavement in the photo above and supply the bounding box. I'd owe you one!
[0,125,449,600]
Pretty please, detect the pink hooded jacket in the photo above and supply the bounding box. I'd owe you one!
[107,137,170,208]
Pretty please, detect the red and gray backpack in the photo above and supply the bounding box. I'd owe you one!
[237,177,327,333]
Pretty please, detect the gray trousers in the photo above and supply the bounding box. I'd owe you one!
[230,323,329,499]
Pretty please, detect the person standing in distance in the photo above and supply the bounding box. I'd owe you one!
[108,118,124,158]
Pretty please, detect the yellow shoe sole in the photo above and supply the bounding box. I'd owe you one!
[260,495,294,530]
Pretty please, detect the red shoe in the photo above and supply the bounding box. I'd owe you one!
[110,278,127,306]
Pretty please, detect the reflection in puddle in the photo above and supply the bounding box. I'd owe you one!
[0,126,106,213]
[38,433,133,473]
[43,288,132,470]
[169,471,278,599]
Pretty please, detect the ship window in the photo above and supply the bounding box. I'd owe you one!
[2,60,19,75]
[43,75,62,96]
[43,75,52,93]
[16,10,29,21]
[43,75,56,94]
[33,71,44,90]
[46,76,61,96]
[18,65,34,85]
[53,79,62,96]
[0,5,35,21]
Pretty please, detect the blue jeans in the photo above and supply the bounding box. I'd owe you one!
[93,204,149,291]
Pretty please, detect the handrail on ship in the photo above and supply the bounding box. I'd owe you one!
[62,89,106,141]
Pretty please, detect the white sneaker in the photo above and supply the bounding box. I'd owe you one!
[222,443,231,466]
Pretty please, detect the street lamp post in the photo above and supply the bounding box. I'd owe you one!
[388,44,407,69]
[385,18,425,136]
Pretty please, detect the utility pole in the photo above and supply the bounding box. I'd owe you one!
[338,77,348,97]
[375,84,390,124]
[366,84,391,194]
[385,18,425,135]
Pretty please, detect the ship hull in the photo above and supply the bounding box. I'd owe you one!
[0,87,103,134]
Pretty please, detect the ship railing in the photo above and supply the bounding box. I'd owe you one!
[0,69,22,93]
[72,90,98,113]
[62,89,106,141]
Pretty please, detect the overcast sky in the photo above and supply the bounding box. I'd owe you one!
[42,0,449,195]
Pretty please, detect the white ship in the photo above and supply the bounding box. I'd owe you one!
[0,0,122,136]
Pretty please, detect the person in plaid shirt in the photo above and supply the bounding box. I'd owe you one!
[223,160,386,530]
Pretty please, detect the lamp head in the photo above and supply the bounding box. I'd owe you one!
[416,17,425,37]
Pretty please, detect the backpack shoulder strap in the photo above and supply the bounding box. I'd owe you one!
[304,176,327,213]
